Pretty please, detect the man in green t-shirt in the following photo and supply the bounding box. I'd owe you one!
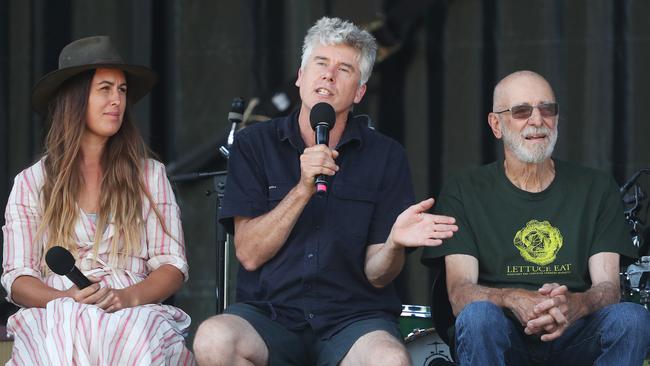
[422,70,650,365]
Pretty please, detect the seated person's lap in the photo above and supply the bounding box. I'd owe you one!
[225,303,402,366]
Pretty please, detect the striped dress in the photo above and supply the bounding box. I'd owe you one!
[1,158,195,365]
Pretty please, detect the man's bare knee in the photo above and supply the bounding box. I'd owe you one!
[342,330,409,366]
[194,314,268,366]
[194,315,237,364]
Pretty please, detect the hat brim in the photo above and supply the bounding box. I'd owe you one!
[31,63,158,115]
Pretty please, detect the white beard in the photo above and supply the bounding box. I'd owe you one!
[501,123,558,163]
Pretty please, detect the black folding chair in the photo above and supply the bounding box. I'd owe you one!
[429,259,458,364]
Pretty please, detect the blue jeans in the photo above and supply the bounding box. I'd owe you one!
[455,301,650,366]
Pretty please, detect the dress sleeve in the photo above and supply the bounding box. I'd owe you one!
[143,160,189,281]
[2,165,46,303]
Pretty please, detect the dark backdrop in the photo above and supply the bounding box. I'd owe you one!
[2,0,649,342]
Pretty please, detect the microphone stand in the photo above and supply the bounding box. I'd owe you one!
[212,172,230,314]
[168,171,225,183]
[621,168,650,256]
[213,97,244,313]
[168,97,245,315]
[169,170,230,314]
[169,170,233,314]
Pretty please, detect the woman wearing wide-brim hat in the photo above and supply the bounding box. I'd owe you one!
[2,36,195,365]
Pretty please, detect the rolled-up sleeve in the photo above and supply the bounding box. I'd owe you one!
[2,165,46,303]
[217,129,269,234]
[143,160,189,281]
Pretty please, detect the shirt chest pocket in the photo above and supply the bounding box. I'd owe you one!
[267,183,292,210]
[331,184,379,240]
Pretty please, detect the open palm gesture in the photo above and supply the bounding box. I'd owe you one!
[389,198,458,248]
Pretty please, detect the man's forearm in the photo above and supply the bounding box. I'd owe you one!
[568,281,619,322]
[449,282,509,316]
[364,238,405,288]
[235,184,312,271]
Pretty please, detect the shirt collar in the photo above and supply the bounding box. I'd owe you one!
[276,109,366,151]
[276,109,305,150]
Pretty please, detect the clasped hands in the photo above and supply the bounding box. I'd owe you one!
[63,276,135,313]
[511,283,573,341]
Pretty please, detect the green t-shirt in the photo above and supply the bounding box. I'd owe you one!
[422,159,637,292]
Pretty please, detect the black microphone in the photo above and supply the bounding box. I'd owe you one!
[219,97,246,158]
[45,246,93,289]
[309,102,336,195]
[620,169,650,194]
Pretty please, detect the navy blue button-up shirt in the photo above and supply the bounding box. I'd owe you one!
[219,110,415,339]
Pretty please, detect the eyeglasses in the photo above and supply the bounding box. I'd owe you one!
[494,102,559,119]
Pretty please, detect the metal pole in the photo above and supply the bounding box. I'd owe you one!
[213,173,228,313]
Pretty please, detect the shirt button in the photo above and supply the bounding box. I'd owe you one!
[308,313,315,319]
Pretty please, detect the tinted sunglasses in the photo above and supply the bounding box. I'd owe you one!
[495,102,559,119]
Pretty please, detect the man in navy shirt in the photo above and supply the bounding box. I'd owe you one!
[194,17,457,366]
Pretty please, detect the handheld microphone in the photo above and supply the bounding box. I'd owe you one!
[309,102,336,195]
[45,246,93,289]
[219,97,246,158]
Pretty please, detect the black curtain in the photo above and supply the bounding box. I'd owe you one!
[0,0,9,226]
[3,0,650,336]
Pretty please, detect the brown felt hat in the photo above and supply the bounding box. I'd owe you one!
[31,35,157,115]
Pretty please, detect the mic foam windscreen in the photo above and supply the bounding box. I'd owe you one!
[231,97,245,115]
[228,97,245,123]
[45,246,75,275]
[309,102,336,130]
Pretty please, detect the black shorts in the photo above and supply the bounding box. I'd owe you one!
[224,303,402,366]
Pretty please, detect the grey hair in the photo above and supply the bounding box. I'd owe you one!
[300,17,377,85]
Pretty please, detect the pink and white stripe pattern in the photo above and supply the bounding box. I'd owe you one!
[2,158,195,365]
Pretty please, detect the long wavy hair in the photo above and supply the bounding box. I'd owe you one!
[37,69,170,268]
